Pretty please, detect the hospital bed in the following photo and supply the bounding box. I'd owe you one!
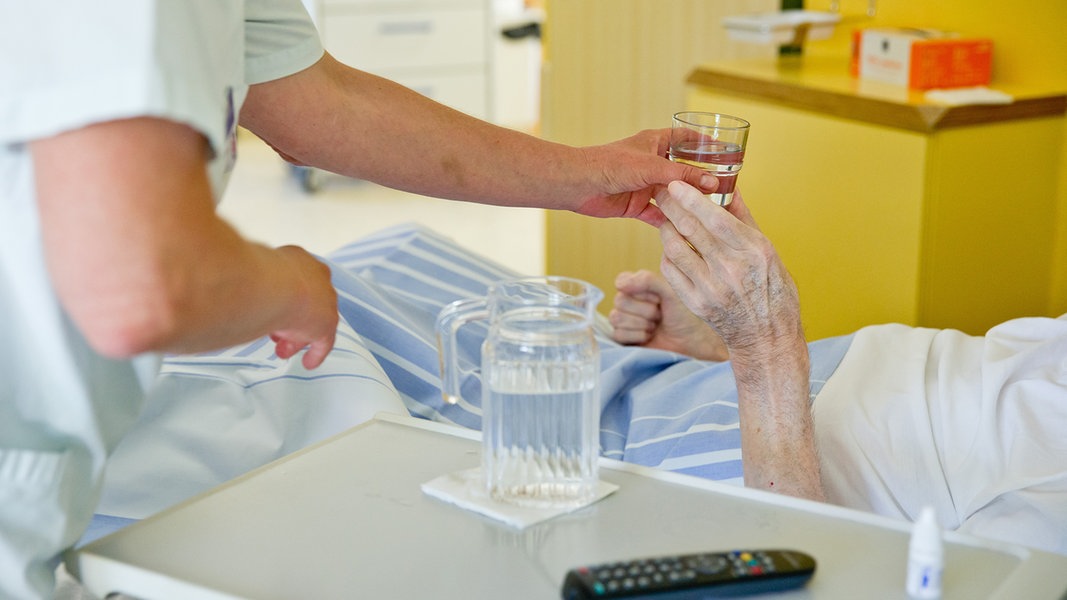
[72,224,1067,597]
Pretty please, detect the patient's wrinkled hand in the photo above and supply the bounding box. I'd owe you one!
[609,269,728,362]
[656,182,803,362]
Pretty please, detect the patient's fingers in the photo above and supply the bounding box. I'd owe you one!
[609,299,659,329]
[613,272,664,317]
[723,189,762,232]
[655,187,708,301]
[609,273,661,345]
[609,318,658,345]
[658,223,703,311]
[615,270,660,297]
[618,269,685,307]
[662,181,752,252]
[610,323,653,346]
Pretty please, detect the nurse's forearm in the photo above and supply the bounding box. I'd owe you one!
[241,53,604,210]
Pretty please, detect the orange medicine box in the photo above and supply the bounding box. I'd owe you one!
[850,28,993,89]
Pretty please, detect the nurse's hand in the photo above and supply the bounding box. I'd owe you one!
[571,129,719,227]
[268,246,339,370]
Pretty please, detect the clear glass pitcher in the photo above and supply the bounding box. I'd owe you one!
[436,276,603,508]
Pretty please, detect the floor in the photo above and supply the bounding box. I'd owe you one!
[219,132,546,276]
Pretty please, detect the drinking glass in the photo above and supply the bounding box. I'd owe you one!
[669,112,750,206]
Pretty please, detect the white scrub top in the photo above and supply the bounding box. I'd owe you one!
[0,2,322,597]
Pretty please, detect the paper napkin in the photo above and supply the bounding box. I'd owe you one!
[421,468,618,529]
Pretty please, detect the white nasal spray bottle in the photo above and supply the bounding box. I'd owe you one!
[906,506,943,599]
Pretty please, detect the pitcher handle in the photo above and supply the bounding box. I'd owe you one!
[435,297,488,405]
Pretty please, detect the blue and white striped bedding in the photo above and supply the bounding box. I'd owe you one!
[324,223,852,480]
[93,223,852,533]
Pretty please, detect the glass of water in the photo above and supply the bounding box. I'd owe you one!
[669,112,750,206]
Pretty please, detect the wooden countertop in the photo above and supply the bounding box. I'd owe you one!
[687,57,1067,133]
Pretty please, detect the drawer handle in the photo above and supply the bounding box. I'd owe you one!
[378,20,434,36]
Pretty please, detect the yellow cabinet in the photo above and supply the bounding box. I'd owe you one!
[685,58,1066,339]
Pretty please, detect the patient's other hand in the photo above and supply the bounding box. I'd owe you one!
[609,269,729,362]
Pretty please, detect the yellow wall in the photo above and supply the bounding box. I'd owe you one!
[1056,116,1067,316]
[541,0,776,145]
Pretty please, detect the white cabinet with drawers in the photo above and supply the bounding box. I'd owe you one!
[305,0,492,121]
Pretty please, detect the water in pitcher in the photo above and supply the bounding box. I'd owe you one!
[481,309,599,508]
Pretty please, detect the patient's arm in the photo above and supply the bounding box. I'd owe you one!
[609,270,729,362]
[656,184,824,502]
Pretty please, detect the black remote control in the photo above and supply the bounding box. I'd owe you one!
[561,549,816,599]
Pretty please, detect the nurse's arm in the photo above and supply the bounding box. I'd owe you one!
[239,52,715,225]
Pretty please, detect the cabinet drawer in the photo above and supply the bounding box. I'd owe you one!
[322,8,486,71]
[386,70,487,118]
